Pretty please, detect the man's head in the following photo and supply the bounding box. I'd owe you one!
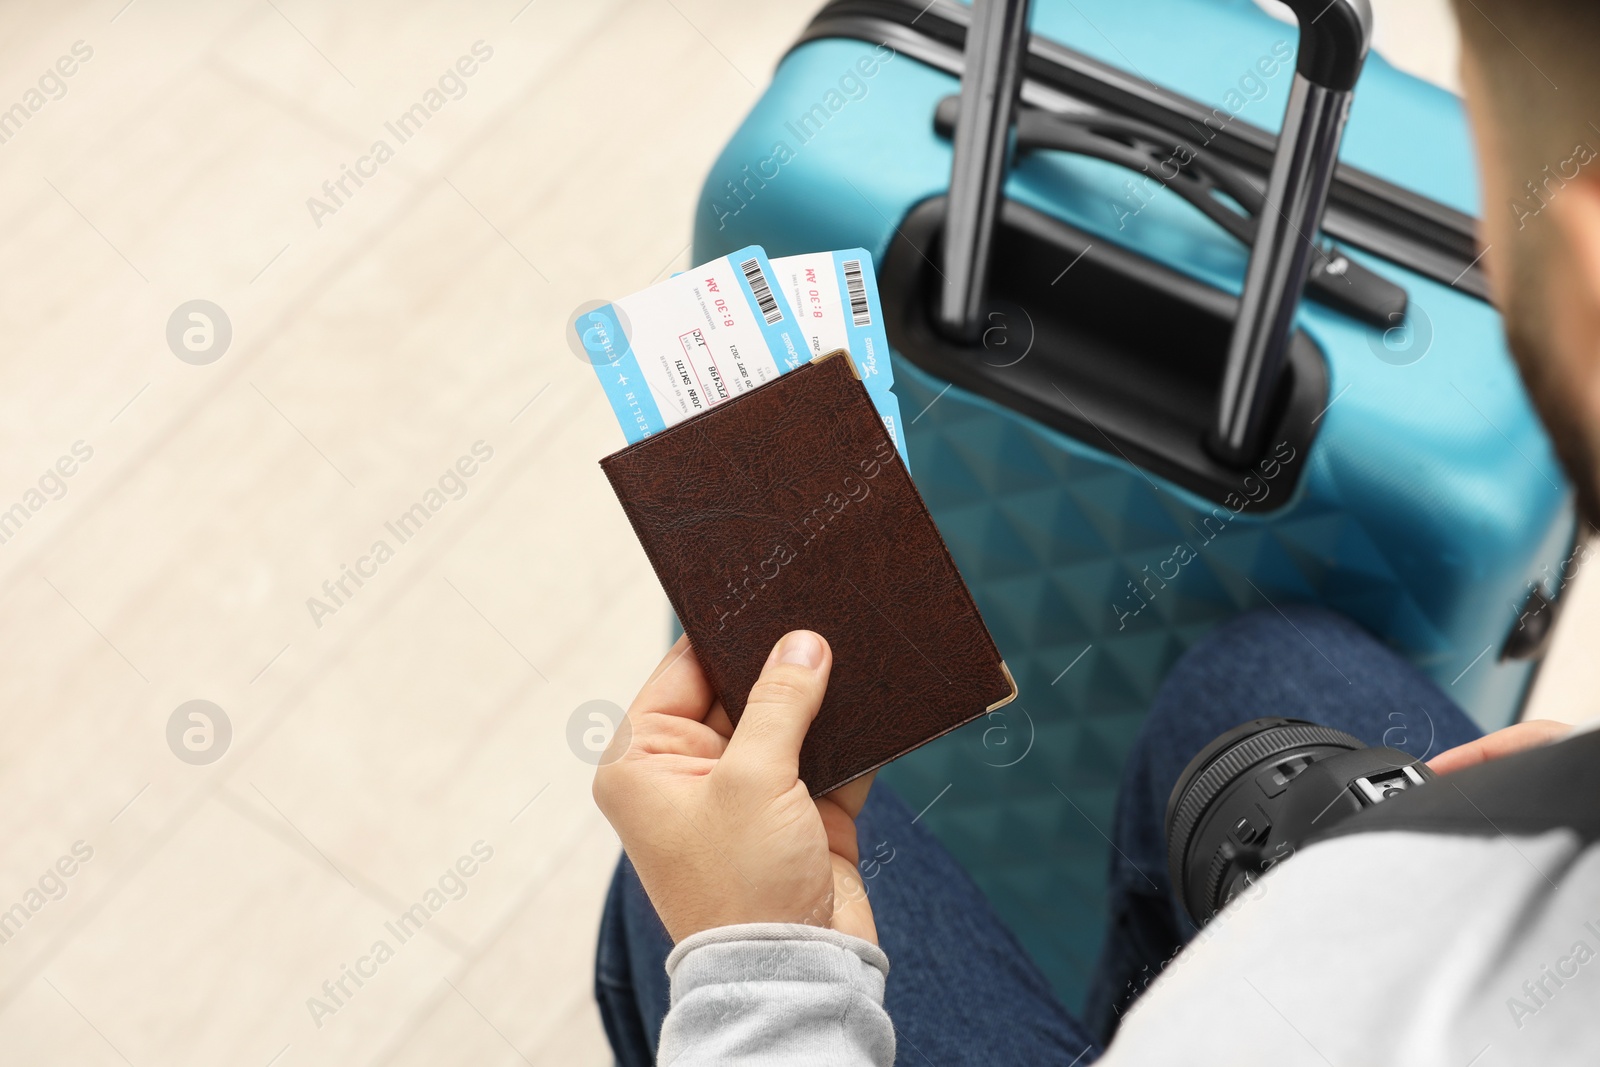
[1450,0,1600,528]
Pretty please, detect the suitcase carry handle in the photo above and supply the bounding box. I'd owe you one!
[940,0,1373,467]
[931,96,1407,329]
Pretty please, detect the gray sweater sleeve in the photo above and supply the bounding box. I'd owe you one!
[657,923,896,1066]
[652,830,1600,1065]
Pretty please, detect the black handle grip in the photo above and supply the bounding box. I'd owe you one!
[1281,0,1373,92]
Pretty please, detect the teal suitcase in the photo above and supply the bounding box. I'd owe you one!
[691,0,1575,1007]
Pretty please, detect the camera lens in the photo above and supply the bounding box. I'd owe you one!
[1165,718,1435,925]
[1165,717,1366,924]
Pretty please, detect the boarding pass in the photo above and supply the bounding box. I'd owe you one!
[577,245,803,442]
[582,245,908,470]
[771,249,907,467]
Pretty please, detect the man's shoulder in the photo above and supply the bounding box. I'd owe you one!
[1101,735,1600,1066]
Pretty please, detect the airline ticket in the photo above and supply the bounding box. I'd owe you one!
[577,245,803,443]
[581,245,908,471]
[772,248,907,467]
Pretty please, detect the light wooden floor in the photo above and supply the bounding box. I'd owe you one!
[0,1,1590,1064]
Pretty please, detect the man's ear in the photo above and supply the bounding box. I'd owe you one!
[1549,174,1600,307]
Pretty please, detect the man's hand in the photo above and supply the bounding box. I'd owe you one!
[1427,718,1573,775]
[592,630,877,944]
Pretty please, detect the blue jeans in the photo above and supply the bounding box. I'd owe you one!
[594,607,1483,1064]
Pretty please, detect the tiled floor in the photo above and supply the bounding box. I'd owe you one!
[0,1,1591,1064]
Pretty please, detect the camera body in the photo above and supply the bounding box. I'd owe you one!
[1165,717,1434,925]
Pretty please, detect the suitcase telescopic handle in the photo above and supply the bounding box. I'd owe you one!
[939,0,1373,465]
[936,0,1031,344]
[1213,0,1373,464]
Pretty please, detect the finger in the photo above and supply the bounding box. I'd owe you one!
[1427,719,1573,776]
[828,853,878,945]
[705,700,734,741]
[630,636,716,724]
[823,769,876,820]
[644,634,694,685]
[719,630,832,787]
[816,793,863,866]
[628,713,729,761]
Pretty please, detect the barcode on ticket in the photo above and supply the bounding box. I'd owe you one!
[740,256,784,325]
[843,258,871,327]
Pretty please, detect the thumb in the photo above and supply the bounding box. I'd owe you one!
[720,631,832,788]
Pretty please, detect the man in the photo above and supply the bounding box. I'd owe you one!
[592,0,1600,1062]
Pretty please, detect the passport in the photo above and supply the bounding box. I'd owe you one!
[600,350,1014,796]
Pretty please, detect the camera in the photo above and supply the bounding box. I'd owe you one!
[1164,717,1435,925]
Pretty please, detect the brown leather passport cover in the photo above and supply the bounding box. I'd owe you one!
[600,350,1015,796]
